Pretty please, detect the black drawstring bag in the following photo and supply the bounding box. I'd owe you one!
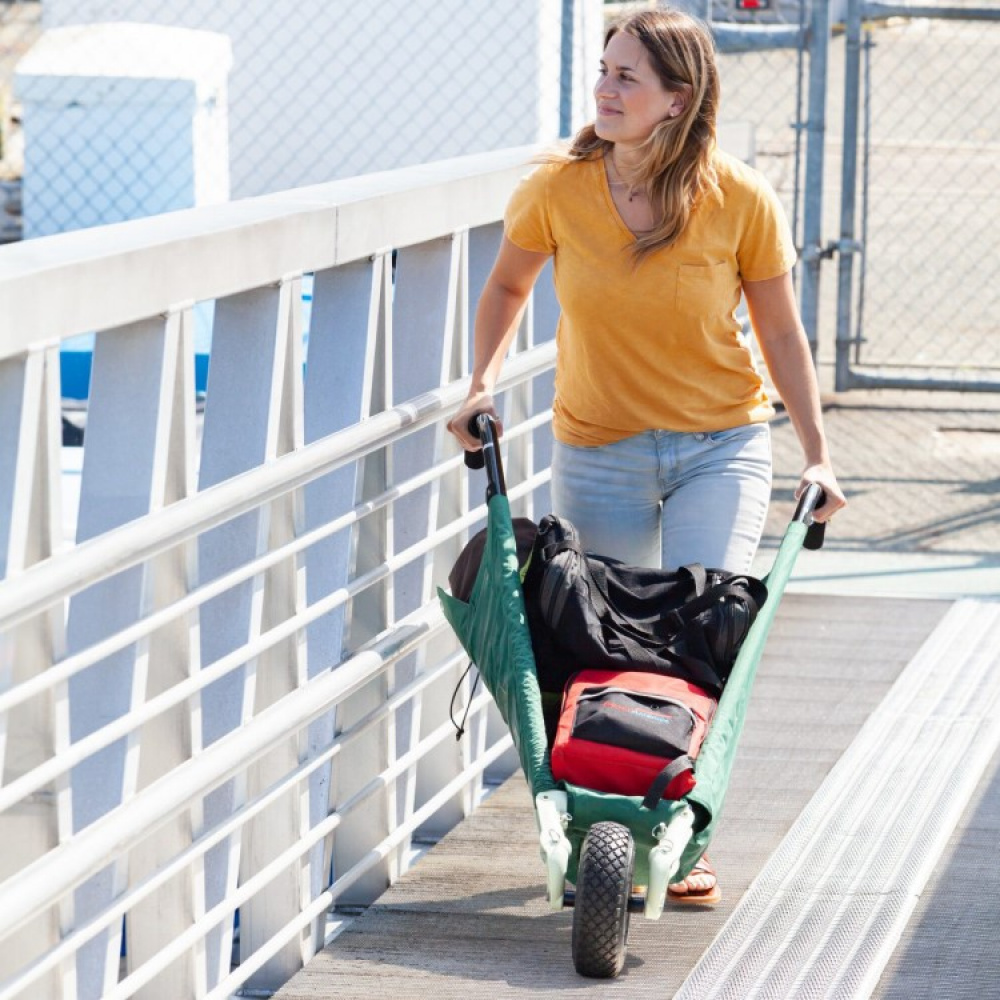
[447,516,538,602]
[522,514,767,697]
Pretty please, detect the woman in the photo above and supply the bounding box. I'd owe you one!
[448,9,846,904]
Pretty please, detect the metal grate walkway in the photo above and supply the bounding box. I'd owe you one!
[676,599,1000,999]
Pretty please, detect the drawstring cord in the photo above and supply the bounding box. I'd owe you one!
[449,662,481,740]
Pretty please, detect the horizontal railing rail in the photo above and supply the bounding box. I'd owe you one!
[0,146,545,354]
[0,409,554,720]
[0,348,554,632]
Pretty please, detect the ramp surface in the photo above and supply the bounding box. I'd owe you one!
[273,594,948,998]
[676,599,1000,999]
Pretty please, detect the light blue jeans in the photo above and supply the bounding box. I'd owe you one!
[551,424,772,574]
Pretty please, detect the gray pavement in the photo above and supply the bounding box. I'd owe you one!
[758,388,1000,599]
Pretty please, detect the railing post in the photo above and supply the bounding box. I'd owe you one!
[0,345,68,996]
[322,250,396,910]
[238,275,311,991]
[122,307,202,998]
[392,235,468,845]
[302,254,389,953]
[196,283,286,990]
[66,313,196,997]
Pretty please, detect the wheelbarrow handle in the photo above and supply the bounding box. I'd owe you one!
[792,482,827,550]
[465,413,506,501]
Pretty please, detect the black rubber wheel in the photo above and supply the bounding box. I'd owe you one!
[571,821,635,979]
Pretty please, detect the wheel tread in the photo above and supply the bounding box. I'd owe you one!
[571,821,634,978]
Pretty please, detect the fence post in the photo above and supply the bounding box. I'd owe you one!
[835,0,863,391]
[799,0,832,359]
[559,0,574,137]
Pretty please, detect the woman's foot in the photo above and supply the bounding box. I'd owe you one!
[667,854,721,905]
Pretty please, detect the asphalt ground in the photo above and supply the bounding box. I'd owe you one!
[758,388,1000,599]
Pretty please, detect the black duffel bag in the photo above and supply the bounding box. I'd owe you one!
[522,514,767,697]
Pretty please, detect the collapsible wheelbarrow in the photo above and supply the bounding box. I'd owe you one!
[438,414,825,978]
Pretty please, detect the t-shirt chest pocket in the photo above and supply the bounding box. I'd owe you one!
[675,261,736,318]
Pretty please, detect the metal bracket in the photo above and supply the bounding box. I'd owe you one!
[800,242,830,263]
[535,790,572,911]
[801,239,863,263]
[645,806,696,920]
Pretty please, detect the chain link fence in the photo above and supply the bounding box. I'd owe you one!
[2,0,603,239]
[0,1,812,240]
[836,5,1000,388]
[3,0,995,391]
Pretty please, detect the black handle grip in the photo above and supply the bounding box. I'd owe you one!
[793,482,827,550]
[465,413,506,501]
[463,429,485,470]
[465,413,507,503]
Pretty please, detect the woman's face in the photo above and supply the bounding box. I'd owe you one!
[593,31,682,147]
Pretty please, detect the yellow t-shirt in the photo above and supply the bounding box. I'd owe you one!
[503,151,798,446]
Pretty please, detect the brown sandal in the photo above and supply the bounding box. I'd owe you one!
[667,854,722,905]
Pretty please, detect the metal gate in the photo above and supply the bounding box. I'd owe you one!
[694,0,826,353]
[835,0,1000,391]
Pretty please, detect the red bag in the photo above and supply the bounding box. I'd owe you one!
[550,669,716,808]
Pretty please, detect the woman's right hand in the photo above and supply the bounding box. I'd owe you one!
[447,391,502,453]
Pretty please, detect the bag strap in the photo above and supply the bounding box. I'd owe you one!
[678,563,708,596]
[538,536,580,564]
[584,559,738,691]
[660,579,763,687]
[642,755,694,810]
[663,569,764,633]
[587,559,727,692]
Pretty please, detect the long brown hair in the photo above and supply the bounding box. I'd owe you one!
[550,9,721,261]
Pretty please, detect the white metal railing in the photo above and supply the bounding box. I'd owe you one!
[0,147,560,998]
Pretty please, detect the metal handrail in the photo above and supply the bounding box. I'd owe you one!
[0,641,466,996]
[0,599,445,942]
[0,146,557,1000]
[0,464,551,814]
[0,412,552,718]
[0,342,555,633]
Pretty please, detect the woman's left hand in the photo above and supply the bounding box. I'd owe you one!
[797,464,847,523]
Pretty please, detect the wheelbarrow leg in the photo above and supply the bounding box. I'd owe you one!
[645,805,696,919]
[535,790,573,910]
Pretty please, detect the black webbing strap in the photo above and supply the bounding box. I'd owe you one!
[642,754,694,809]
[539,535,581,563]
[642,754,694,810]
[664,571,762,633]
[678,563,708,596]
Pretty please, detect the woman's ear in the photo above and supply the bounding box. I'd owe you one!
[668,85,692,119]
